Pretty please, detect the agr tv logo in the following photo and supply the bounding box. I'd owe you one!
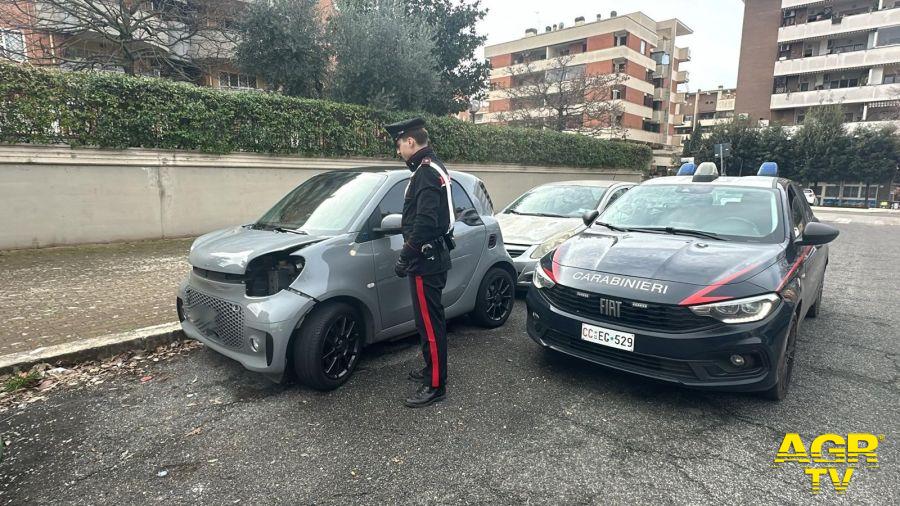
[773,433,883,494]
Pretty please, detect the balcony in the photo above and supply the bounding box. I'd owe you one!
[698,118,731,127]
[654,88,670,101]
[187,30,239,60]
[675,70,689,83]
[489,46,657,78]
[774,45,900,76]
[778,8,900,43]
[623,128,664,144]
[672,92,685,103]
[771,83,900,109]
[674,46,691,62]
[716,98,736,111]
[781,0,829,8]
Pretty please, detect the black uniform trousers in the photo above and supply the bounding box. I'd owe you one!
[409,272,448,389]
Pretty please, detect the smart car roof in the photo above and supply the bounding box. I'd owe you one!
[642,176,781,189]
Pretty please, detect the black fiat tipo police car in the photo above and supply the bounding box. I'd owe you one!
[526,162,839,400]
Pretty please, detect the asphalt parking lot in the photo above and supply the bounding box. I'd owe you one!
[1,217,898,504]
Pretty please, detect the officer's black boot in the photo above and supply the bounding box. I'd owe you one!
[404,384,446,408]
[408,368,426,382]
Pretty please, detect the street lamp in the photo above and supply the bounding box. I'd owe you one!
[469,98,481,123]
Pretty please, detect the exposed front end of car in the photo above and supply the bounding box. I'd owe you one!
[177,270,316,382]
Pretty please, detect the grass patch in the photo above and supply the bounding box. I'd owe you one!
[3,371,40,392]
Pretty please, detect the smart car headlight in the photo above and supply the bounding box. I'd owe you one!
[689,293,780,324]
[531,231,576,259]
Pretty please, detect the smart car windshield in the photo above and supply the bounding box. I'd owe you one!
[504,185,607,218]
[597,184,785,243]
[255,172,386,234]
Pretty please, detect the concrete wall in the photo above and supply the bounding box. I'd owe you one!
[0,145,642,250]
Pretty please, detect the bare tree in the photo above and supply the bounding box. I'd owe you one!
[0,0,241,80]
[493,52,627,138]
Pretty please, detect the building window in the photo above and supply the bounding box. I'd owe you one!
[612,88,622,100]
[884,73,900,84]
[781,9,796,27]
[799,82,810,91]
[876,25,900,47]
[613,60,626,73]
[0,30,26,62]
[219,72,257,89]
[640,40,646,54]
[581,42,588,53]
[614,33,628,47]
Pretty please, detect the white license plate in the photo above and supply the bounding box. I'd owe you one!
[580,323,635,352]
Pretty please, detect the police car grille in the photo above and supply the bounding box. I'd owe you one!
[543,284,719,333]
[543,330,697,380]
[184,288,244,349]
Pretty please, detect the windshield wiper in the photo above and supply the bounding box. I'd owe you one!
[631,227,724,241]
[273,226,308,235]
[594,221,628,232]
[252,223,308,235]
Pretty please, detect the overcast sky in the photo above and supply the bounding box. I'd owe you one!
[476,0,745,91]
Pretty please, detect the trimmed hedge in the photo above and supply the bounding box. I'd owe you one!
[0,63,652,169]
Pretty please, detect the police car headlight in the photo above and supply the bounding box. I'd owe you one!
[533,263,555,289]
[531,231,575,259]
[532,253,557,289]
[689,293,780,324]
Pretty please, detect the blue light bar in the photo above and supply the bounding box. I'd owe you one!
[676,163,696,176]
[758,162,778,177]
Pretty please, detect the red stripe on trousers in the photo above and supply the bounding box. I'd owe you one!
[415,276,440,388]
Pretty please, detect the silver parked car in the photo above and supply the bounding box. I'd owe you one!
[177,168,516,390]
[496,180,634,287]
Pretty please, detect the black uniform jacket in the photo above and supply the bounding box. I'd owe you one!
[400,146,452,276]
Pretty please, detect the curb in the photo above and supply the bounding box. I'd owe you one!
[0,322,185,375]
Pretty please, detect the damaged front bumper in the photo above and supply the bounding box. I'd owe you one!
[176,272,316,382]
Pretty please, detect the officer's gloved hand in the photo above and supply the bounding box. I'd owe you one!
[394,256,409,278]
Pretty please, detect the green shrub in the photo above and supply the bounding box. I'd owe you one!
[0,63,651,170]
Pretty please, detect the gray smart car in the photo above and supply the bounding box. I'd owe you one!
[177,168,516,390]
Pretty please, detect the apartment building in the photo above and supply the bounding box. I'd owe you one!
[674,87,737,144]
[736,0,900,129]
[0,0,334,91]
[482,11,692,173]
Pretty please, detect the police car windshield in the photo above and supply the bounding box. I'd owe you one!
[504,185,607,218]
[598,184,785,243]
[256,172,386,234]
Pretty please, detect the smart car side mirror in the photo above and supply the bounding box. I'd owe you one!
[374,214,403,235]
[582,210,600,227]
[796,222,839,246]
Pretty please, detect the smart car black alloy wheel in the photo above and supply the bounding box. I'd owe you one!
[470,267,514,328]
[294,302,363,391]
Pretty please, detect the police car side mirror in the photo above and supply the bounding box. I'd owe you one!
[796,222,839,246]
[582,210,600,227]
[374,214,403,235]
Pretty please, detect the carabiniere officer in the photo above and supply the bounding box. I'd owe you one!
[384,117,455,408]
